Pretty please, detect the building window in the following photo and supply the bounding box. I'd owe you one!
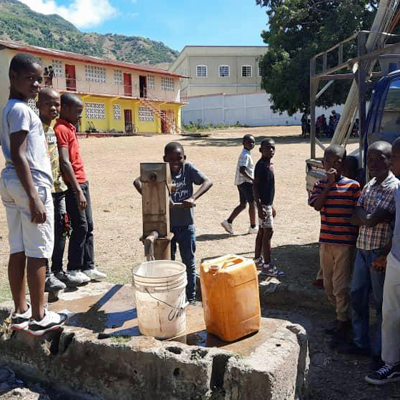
[242,65,252,77]
[27,99,39,115]
[258,66,262,77]
[51,60,63,77]
[85,102,105,120]
[85,65,106,83]
[196,65,207,78]
[114,69,122,85]
[219,65,230,77]
[161,77,174,91]
[113,104,121,120]
[147,75,155,89]
[138,106,154,122]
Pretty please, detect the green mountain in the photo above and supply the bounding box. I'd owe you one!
[0,0,179,66]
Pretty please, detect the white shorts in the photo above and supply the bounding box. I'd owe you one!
[258,205,274,229]
[0,179,54,258]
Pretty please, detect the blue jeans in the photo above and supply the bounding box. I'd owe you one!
[351,248,385,356]
[171,225,196,302]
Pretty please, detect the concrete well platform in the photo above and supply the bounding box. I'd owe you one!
[0,283,309,400]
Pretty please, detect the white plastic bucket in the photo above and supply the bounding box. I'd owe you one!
[132,260,188,339]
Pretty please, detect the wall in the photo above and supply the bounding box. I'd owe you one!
[0,49,15,125]
[183,92,344,127]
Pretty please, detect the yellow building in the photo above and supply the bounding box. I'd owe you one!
[0,40,186,134]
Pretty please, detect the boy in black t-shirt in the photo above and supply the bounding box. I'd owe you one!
[254,139,283,277]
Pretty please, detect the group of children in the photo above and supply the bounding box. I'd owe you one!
[3,51,400,388]
[311,141,400,385]
[2,53,106,336]
[222,134,282,277]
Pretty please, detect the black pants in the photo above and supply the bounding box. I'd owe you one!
[66,181,94,271]
[51,191,67,273]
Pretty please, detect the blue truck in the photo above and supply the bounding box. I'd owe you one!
[306,30,400,196]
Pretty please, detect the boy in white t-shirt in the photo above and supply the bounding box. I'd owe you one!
[221,134,257,236]
[0,53,67,336]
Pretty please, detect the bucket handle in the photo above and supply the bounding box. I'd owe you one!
[144,288,189,321]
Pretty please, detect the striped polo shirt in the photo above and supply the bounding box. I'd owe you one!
[310,177,361,245]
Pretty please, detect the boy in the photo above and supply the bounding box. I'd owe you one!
[309,145,360,346]
[0,53,67,335]
[339,141,397,366]
[221,134,257,235]
[134,142,212,302]
[366,138,400,384]
[54,93,106,282]
[36,88,82,290]
[312,154,361,289]
[253,138,282,276]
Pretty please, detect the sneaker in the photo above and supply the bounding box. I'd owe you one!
[365,363,400,385]
[56,271,84,287]
[10,304,32,331]
[260,264,285,277]
[221,220,234,234]
[45,273,66,292]
[68,270,91,283]
[254,257,264,270]
[82,268,107,281]
[248,226,258,234]
[27,309,68,337]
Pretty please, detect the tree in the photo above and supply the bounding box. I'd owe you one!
[256,0,378,115]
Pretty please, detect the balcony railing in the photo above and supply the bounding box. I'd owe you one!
[47,77,181,103]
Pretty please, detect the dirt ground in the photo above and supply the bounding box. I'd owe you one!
[0,125,330,301]
[1,126,398,399]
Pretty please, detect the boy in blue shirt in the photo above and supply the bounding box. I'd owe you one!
[135,142,212,303]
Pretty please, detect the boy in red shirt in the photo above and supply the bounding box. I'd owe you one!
[54,93,106,281]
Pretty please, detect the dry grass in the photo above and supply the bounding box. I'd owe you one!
[0,126,358,302]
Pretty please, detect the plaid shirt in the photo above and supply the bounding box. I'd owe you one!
[357,172,398,250]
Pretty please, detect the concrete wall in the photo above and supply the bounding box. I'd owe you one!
[170,47,267,98]
[183,92,345,127]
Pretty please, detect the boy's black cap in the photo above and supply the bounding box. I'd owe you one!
[9,53,41,75]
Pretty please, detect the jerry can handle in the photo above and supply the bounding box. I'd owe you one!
[221,256,243,269]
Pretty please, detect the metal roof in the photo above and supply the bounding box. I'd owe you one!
[0,39,187,78]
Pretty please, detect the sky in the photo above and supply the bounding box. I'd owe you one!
[18,0,269,51]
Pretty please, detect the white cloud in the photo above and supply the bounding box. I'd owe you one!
[19,0,117,29]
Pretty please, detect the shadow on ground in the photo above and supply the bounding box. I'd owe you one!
[181,135,359,148]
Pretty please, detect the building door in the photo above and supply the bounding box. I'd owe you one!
[65,64,76,91]
[139,76,147,98]
[160,110,167,133]
[124,109,133,133]
[124,73,132,97]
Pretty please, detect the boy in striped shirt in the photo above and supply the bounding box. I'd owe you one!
[310,145,361,346]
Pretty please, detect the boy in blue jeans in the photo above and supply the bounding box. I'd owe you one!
[339,141,398,369]
[135,142,212,302]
